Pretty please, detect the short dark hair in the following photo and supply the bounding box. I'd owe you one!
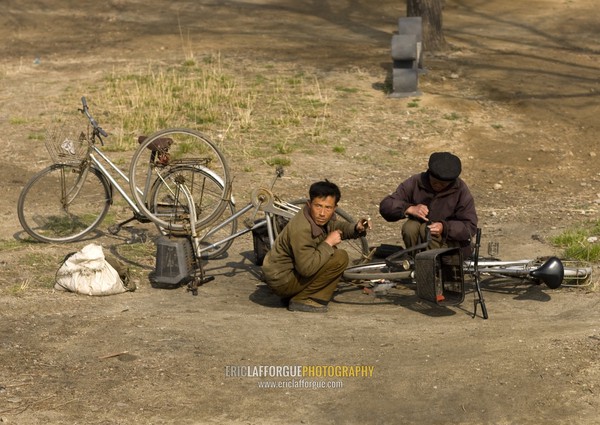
[309,180,341,204]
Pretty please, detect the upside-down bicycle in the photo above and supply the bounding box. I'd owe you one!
[341,228,593,319]
[190,165,370,262]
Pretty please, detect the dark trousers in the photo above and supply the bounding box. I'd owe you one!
[402,219,446,251]
[402,219,472,258]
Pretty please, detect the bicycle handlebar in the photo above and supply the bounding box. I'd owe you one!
[80,96,108,138]
[384,226,431,268]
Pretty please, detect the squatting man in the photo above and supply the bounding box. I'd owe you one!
[261,180,370,313]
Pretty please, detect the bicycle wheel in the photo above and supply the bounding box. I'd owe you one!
[343,261,412,282]
[148,164,237,259]
[18,164,111,243]
[197,199,237,259]
[130,128,231,233]
[291,198,370,263]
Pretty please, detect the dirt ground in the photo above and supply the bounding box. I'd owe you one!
[1,1,600,424]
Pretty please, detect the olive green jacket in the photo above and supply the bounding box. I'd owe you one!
[262,206,360,288]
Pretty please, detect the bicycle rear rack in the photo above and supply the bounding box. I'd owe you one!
[168,158,212,166]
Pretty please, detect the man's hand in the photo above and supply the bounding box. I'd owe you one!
[405,204,429,221]
[356,218,371,232]
[325,229,343,247]
[428,221,444,237]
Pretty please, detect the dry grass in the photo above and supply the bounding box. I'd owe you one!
[67,54,460,179]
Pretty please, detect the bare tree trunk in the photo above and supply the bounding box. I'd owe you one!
[407,0,447,52]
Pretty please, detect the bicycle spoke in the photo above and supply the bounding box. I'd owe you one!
[149,165,237,255]
[18,164,111,243]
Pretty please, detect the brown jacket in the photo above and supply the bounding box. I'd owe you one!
[379,172,478,251]
[262,205,359,288]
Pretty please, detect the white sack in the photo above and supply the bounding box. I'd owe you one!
[55,244,129,296]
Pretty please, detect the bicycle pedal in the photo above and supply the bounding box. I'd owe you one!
[201,276,215,284]
[126,234,147,244]
[107,225,121,235]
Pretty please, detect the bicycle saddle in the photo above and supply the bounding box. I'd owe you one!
[138,135,173,151]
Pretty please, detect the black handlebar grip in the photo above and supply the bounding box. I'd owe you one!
[476,228,482,245]
[81,96,88,109]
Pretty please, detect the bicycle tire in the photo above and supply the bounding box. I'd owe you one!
[148,164,237,259]
[198,199,237,259]
[129,128,231,233]
[18,164,111,243]
[291,198,370,263]
[343,261,412,282]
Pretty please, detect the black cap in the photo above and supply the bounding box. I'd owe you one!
[428,152,461,181]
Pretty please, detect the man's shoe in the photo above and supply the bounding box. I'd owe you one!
[288,299,328,313]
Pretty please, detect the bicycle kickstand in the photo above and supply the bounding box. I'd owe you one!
[108,217,137,235]
[108,212,151,235]
[176,181,215,296]
[187,268,215,296]
[471,228,489,320]
[472,275,489,319]
[107,215,149,244]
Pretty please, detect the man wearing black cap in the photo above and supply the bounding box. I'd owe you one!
[379,152,477,257]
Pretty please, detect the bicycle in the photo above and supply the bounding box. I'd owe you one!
[343,253,592,286]
[18,97,231,243]
[342,246,592,287]
[189,165,371,262]
[344,247,592,289]
[17,98,368,288]
[341,229,593,318]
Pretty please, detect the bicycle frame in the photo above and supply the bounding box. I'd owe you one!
[87,145,143,215]
[198,192,301,255]
[191,164,370,262]
[86,143,234,237]
[76,98,145,216]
